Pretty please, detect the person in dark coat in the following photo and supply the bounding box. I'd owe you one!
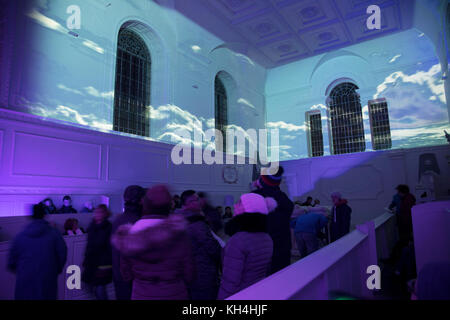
[179,190,222,300]
[58,195,77,214]
[8,203,67,300]
[111,185,145,300]
[199,192,223,234]
[218,193,274,299]
[82,204,113,300]
[329,192,352,243]
[389,184,416,245]
[253,166,294,275]
[112,185,195,300]
[40,198,57,214]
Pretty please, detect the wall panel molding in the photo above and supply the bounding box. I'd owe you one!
[12,132,102,180]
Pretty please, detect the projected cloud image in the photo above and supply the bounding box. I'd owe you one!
[267,29,450,161]
[8,3,450,163]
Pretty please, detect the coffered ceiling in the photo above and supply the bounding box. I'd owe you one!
[159,0,415,68]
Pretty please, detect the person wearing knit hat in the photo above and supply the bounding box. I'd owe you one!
[111,185,146,300]
[253,166,295,275]
[218,193,275,299]
[259,166,284,188]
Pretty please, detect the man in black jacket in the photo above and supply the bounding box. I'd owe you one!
[111,185,145,300]
[253,166,294,275]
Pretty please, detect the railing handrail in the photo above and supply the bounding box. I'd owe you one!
[373,212,394,229]
[228,230,368,300]
[228,212,396,300]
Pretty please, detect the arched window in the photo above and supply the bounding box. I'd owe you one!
[113,29,151,137]
[215,75,228,152]
[327,82,365,155]
[306,110,324,157]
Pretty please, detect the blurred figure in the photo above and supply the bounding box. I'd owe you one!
[413,262,450,300]
[223,206,233,219]
[329,192,352,243]
[216,206,223,218]
[253,166,294,274]
[112,185,194,300]
[301,196,313,207]
[313,199,321,207]
[80,201,94,213]
[180,190,221,300]
[290,209,328,259]
[58,195,77,214]
[111,185,145,300]
[389,184,416,246]
[8,203,67,300]
[218,193,274,299]
[172,195,182,210]
[63,218,84,236]
[82,205,113,300]
[40,198,57,214]
[198,192,223,234]
[250,179,262,191]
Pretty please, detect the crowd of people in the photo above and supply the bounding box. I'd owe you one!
[5,167,449,300]
[39,196,95,214]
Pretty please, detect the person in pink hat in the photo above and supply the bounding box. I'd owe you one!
[218,193,276,299]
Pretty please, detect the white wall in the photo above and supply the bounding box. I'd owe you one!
[0,108,254,221]
[2,0,266,151]
[281,144,450,226]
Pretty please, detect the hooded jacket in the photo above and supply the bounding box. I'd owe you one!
[218,213,273,300]
[330,199,352,242]
[111,214,195,300]
[8,219,67,300]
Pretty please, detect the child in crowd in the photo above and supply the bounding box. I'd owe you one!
[63,218,84,236]
[58,195,78,214]
[40,198,57,214]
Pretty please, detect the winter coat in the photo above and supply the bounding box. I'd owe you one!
[8,219,67,300]
[182,211,222,300]
[218,231,273,299]
[82,220,113,286]
[204,204,223,233]
[253,187,294,274]
[390,193,416,242]
[290,213,328,235]
[111,204,141,300]
[111,214,195,300]
[58,206,77,214]
[330,199,352,242]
